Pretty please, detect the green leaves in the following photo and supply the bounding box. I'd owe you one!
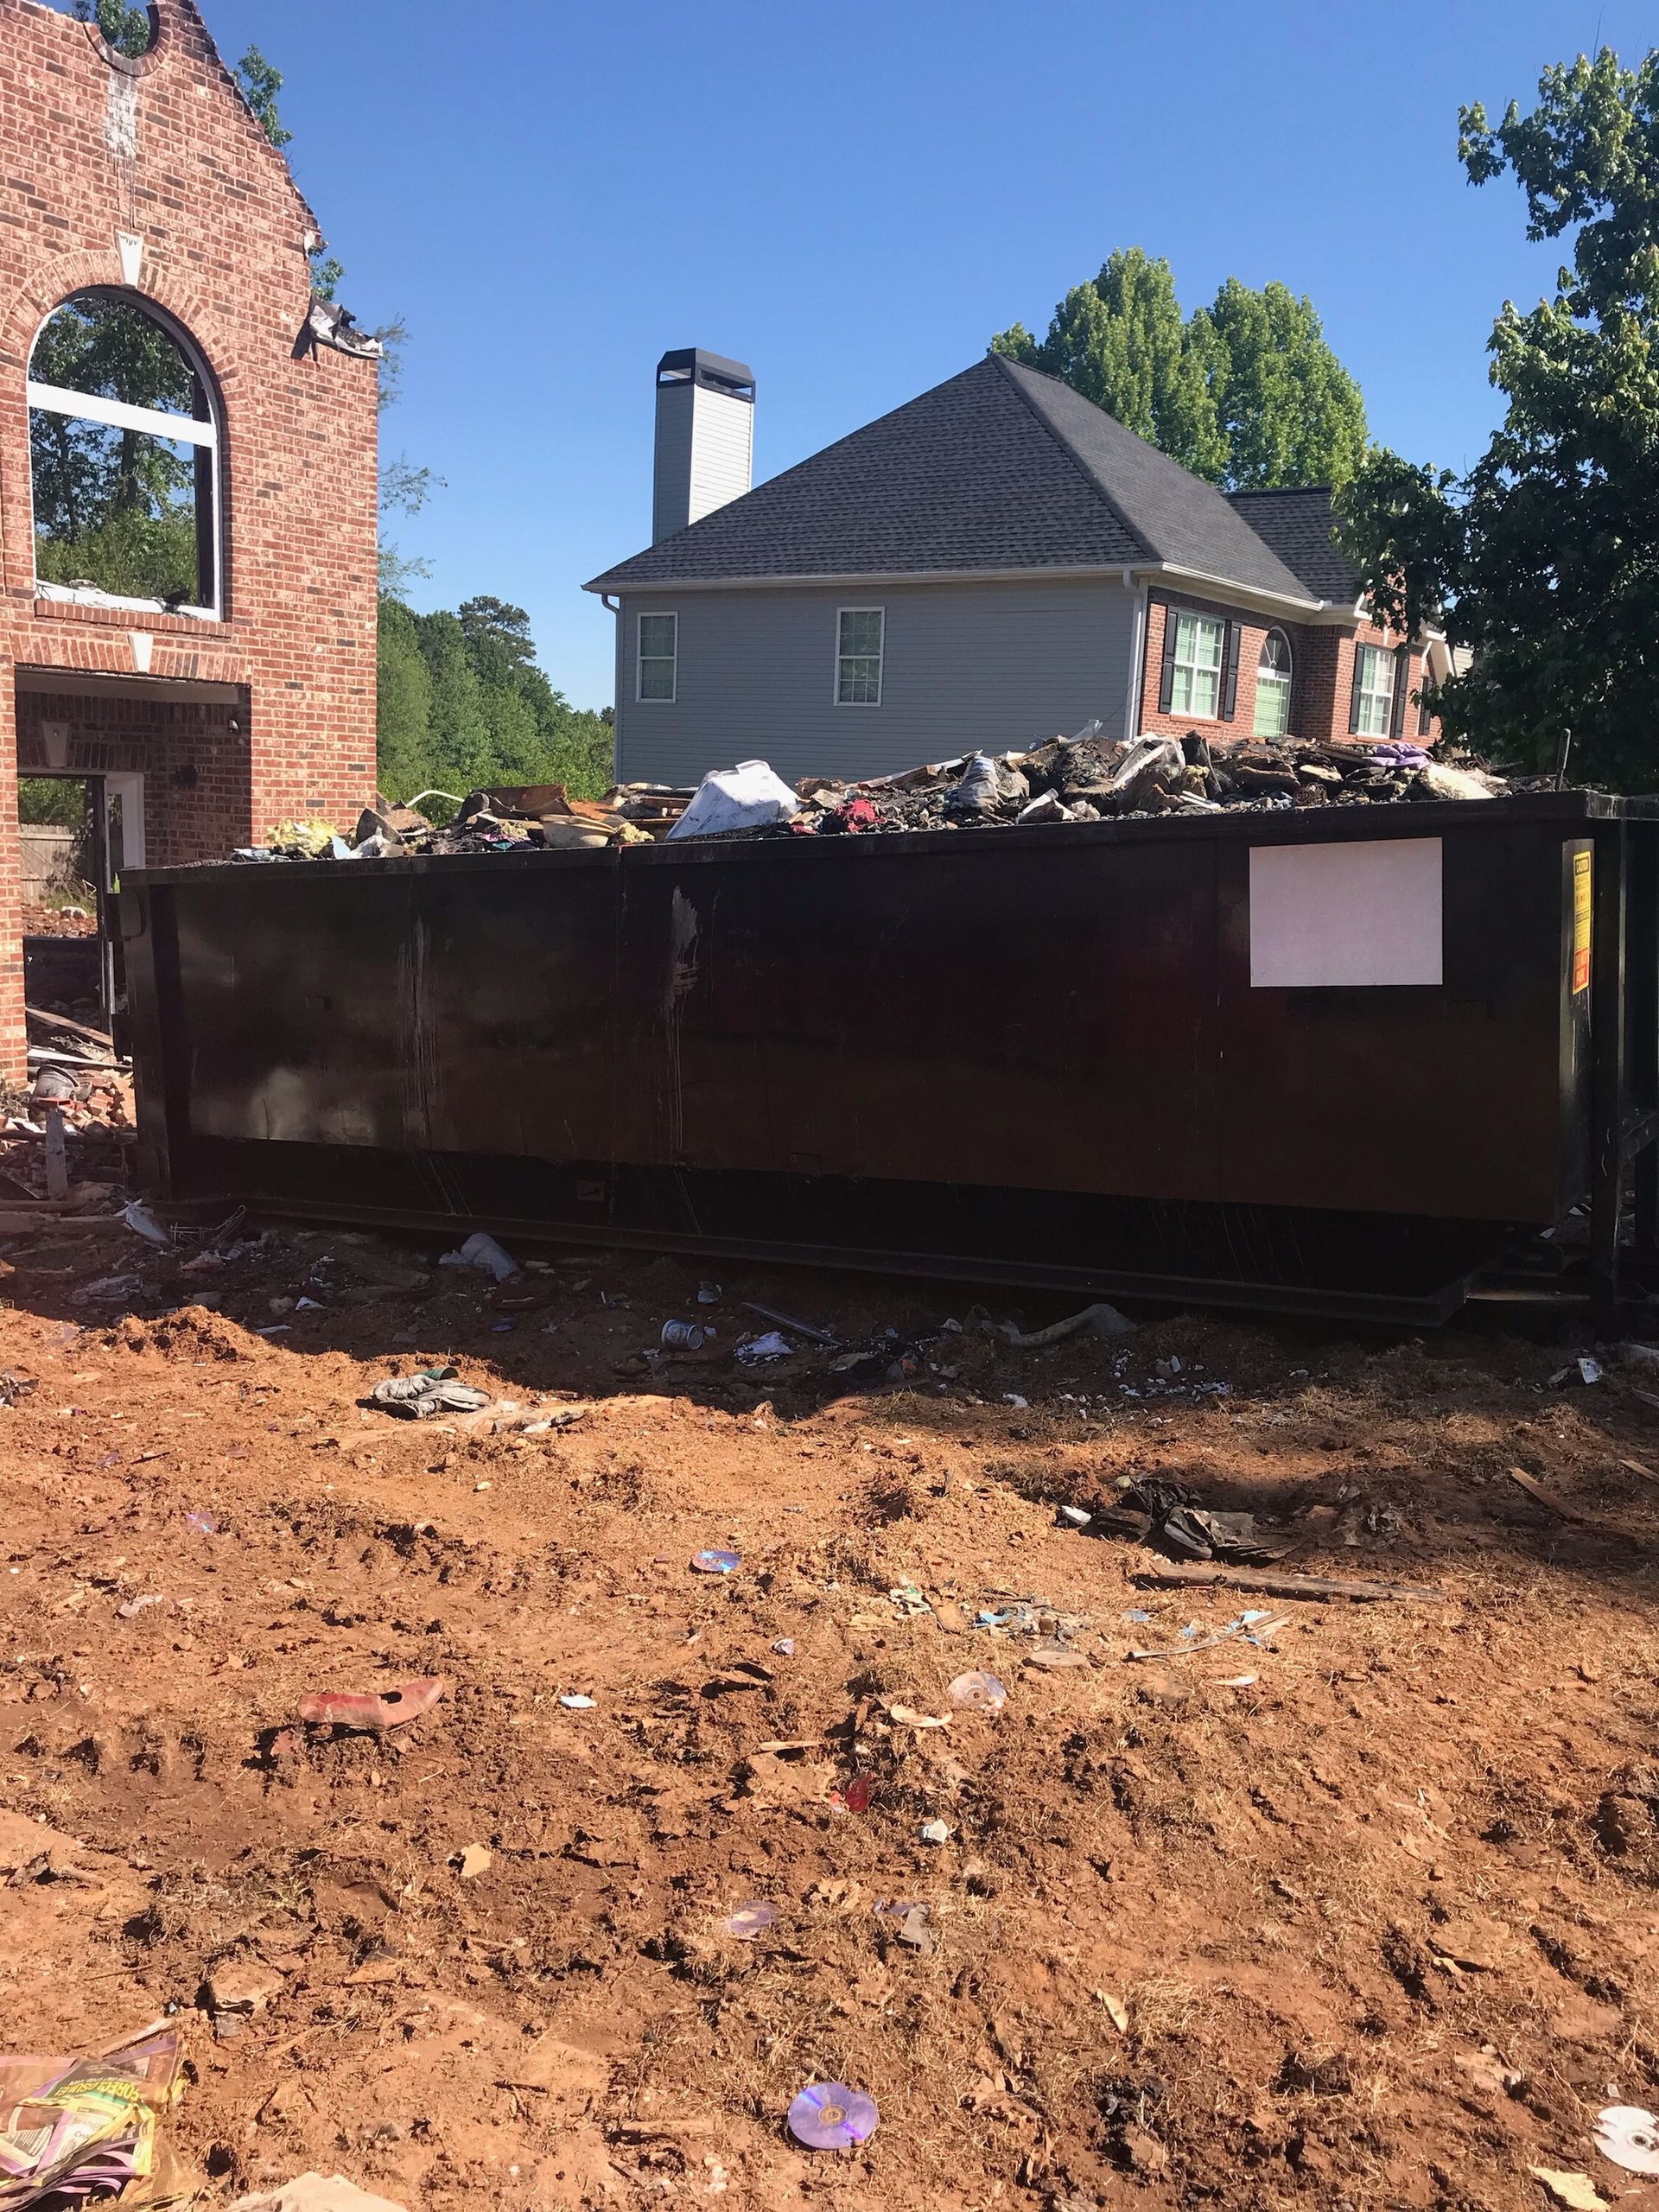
[1343,46,1659,785]
[991,250,1366,489]
[234,46,292,149]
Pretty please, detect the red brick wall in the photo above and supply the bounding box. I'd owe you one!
[1138,594,1442,751]
[0,0,379,1075]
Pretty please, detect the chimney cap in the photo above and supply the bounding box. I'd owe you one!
[657,347,755,401]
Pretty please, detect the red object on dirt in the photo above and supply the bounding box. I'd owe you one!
[843,1774,873,1813]
[297,1676,448,1733]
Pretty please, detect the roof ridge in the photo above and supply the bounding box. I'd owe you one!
[987,353,1157,564]
[1227,485,1335,500]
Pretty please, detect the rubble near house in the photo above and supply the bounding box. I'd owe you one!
[230,730,1531,866]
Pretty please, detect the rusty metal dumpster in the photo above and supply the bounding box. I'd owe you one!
[118,791,1659,1322]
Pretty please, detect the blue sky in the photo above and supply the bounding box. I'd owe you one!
[188,0,1652,710]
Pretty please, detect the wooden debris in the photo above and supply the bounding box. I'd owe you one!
[1508,1466,1593,1522]
[1138,1563,1443,1604]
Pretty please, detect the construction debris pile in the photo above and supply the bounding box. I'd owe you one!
[780,726,1520,838]
[247,782,690,863]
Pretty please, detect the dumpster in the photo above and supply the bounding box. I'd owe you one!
[119,790,1659,1323]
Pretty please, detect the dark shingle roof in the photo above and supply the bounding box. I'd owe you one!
[585,355,1323,603]
[1225,487,1360,606]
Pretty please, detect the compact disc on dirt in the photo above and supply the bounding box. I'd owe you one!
[691,1548,741,1574]
[1596,2107,1659,2176]
[947,1669,1007,1712]
[787,2082,879,2152]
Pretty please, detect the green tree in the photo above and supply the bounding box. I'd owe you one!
[1338,48,1659,785]
[233,46,291,147]
[994,251,1366,488]
[73,0,151,59]
[1204,277,1368,490]
[995,249,1226,480]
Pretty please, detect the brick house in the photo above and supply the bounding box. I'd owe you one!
[588,353,1448,788]
[0,0,379,1077]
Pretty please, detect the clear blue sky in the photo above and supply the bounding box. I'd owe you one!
[188,0,1651,711]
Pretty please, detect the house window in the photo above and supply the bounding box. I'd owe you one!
[29,289,220,615]
[1254,630,1293,738]
[836,608,884,706]
[1170,612,1225,718]
[637,612,677,702]
[1353,644,1397,737]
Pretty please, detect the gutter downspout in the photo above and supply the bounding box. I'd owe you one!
[601,594,621,783]
[1122,566,1147,741]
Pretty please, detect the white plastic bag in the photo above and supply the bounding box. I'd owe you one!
[668,760,800,841]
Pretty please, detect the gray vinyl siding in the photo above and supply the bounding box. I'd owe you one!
[613,575,1138,787]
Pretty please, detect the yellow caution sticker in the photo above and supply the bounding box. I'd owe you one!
[1573,849,1592,995]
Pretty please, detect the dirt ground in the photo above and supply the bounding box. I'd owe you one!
[3,1213,1659,2212]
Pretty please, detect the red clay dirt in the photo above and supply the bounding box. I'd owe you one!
[3,1222,1659,2212]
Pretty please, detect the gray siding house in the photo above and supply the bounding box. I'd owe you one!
[585,351,1372,786]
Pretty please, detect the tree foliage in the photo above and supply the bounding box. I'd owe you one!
[73,0,151,59]
[377,594,614,807]
[1338,48,1659,784]
[233,47,292,148]
[992,249,1367,489]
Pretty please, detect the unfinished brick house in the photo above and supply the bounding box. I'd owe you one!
[0,0,379,1077]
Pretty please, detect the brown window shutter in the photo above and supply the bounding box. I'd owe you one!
[1347,642,1365,735]
[1389,644,1410,738]
[1220,621,1243,721]
[1158,605,1179,714]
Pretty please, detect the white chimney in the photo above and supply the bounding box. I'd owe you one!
[652,348,755,543]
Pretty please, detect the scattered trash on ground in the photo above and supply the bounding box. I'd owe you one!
[994,1301,1135,1348]
[225,2177,410,2212]
[439,1231,518,1282]
[367,1370,493,1421]
[1141,1561,1444,1604]
[1529,2171,1610,2212]
[0,2020,183,2210]
[297,1677,448,1734]
[691,1548,741,1576]
[558,1694,596,1712]
[721,1902,780,1940]
[786,2083,880,2153]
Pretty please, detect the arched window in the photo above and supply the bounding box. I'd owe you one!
[1253,629,1292,738]
[29,290,220,617]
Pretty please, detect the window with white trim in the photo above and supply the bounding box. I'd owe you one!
[1170,612,1225,718]
[637,612,677,702]
[836,607,884,706]
[1354,644,1396,737]
[29,289,220,616]
[1253,630,1293,738]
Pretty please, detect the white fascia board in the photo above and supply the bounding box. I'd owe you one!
[27,381,214,448]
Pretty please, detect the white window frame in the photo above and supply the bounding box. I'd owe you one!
[636,611,677,703]
[1355,644,1396,738]
[1254,628,1294,739]
[27,306,224,624]
[1170,611,1225,720]
[835,606,885,708]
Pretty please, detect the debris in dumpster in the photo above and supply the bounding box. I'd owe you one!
[668,759,801,841]
[786,2083,879,2153]
[1595,2107,1659,2177]
[1141,1562,1444,1603]
[0,2019,184,2212]
[297,1676,447,1733]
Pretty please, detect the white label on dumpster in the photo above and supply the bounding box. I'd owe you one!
[1249,837,1443,988]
